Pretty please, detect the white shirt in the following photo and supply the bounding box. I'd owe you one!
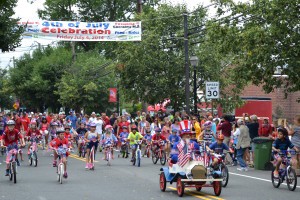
[88,117,97,124]
[94,119,104,134]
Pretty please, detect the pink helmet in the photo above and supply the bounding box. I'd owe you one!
[105,125,113,130]
[203,121,212,128]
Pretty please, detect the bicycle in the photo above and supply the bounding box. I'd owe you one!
[78,136,86,158]
[2,145,18,184]
[39,130,47,150]
[271,150,299,191]
[144,140,151,158]
[28,137,38,167]
[132,140,143,167]
[104,143,114,166]
[152,140,166,165]
[118,141,129,158]
[54,147,68,184]
[209,152,229,187]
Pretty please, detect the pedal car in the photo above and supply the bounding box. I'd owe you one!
[159,155,222,197]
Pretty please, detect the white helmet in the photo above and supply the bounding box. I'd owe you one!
[7,120,16,126]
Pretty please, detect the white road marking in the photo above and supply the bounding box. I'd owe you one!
[229,172,300,188]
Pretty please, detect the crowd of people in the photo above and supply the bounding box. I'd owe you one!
[0,109,299,179]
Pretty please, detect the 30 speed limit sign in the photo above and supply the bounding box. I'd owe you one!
[205,82,219,99]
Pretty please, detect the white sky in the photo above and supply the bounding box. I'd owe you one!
[0,0,248,68]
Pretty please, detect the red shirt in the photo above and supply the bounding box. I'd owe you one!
[46,116,52,124]
[2,129,22,146]
[259,124,273,137]
[118,121,130,133]
[21,117,30,131]
[26,129,41,138]
[152,134,166,141]
[49,137,69,149]
[217,121,232,137]
[64,132,72,141]
[15,117,22,131]
[102,116,110,126]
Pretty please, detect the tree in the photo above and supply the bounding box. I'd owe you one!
[115,4,207,110]
[0,0,24,52]
[207,0,300,102]
[0,69,13,109]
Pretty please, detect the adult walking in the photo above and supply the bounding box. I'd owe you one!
[235,119,251,171]
[288,115,300,175]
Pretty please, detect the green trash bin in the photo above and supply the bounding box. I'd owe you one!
[252,137,273,170]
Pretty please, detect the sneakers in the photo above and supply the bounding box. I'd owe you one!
[85,163,89,169]
[5,169,9,176]
[53,160,57,167]
[273,170,279,178]
[237,167,248,172]
[89,163,93,169]
[63,172,68,178]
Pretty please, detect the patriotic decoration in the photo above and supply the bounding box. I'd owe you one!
[108,88,117,102]
[177,140,195,168]
[179,120,192,136]
[13,100,20,110]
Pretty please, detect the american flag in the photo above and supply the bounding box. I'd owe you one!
[177,141,194,168]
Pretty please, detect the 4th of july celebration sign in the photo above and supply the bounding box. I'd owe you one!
[19,21,141,41]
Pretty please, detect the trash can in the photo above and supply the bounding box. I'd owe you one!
[252,137,273,170]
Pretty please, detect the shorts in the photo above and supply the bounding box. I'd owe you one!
[87,141,98,150]
[130,144,138,150]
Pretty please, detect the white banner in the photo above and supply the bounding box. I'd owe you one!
[20,21,141,41]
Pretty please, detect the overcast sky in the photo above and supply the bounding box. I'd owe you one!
[0,0,248,68]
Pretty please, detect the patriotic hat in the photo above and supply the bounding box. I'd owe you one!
[179,120,192,136]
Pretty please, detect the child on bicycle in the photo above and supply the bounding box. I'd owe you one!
[168,129,180,148]
[272,127,299,178]
[119,126,129,158]
[143,127,152,157]
[64,125,74,147]
[84,123,100,169]
[49,127,69,178]
[25,121,41,161]
[152,128,166,153]
[74,122,88,155]
[206,134,229,169]
[102,125,118,160]
[1,120,25,176]
[127,125,143,162]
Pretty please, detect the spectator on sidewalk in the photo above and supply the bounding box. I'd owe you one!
[259,118,273,137]
[246,115,259,168]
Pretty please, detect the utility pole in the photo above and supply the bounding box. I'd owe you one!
[183,12,190,114]
[137,0,143,14]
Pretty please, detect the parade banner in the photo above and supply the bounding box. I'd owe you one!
[20,21,141,41]
[109,88,117,103]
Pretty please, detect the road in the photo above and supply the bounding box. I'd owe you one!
[0,147,299,200]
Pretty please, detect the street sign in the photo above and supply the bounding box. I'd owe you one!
[205,81,219,99]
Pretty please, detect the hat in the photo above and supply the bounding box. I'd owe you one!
[179,120,192,136]
[96,113,100,117]
[91,112,96,115]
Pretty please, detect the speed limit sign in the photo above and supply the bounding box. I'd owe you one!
[206,82,219,99]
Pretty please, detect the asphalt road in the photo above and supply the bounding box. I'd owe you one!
[0,147,299,200]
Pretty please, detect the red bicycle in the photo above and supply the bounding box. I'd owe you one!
[144,140,151,158]
[152,140,166,165]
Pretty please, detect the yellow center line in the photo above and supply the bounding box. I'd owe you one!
[69,154,99,162]
[188,190,225,200]
[168,187,212,200]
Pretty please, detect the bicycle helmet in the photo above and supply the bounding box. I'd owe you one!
[105,125,113,130]
[51,122,58,126]
[89,122,96,127]
[122,126,128,129]
[155,127,161,133]
[56,127,65,134]
[7,120,16,126]
[131,125,137,130]
[203,121,212,128]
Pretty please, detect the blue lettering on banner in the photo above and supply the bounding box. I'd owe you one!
[86,23,110,29]
[128,31,139,34]
[115,31,125,34]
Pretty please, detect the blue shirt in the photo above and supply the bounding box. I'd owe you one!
[168,135,180,144]
[144,134,152,142]
[119,132,129,142]
[66,115,77,129]
[209,142,229,154]
[273,137,294,151]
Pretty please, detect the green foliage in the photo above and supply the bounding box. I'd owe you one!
[0,69,13,109]
[0,0,23,52]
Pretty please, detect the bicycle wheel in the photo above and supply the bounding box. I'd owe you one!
[59,164,64,184]
[107,151,111,166]
[137,150,141,167]
[160,151,166,166]
[152,151,158,164]
[30,154,33,166]
[12,162,17,184]
[286,167,297,191]
[221,164,229,187]
[271,168,281,188]
[57,165,60,182]
[9,163,13,181]
[34,151,38,167]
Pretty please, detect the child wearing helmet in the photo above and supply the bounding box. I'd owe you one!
[49,122,58,140]
[168,129,181,148]
[272,127,299,178]
[1,120,25,175]
[25,121,41,160]
[39,116,49,145]
[142,127,152,157]
[200,121,215,146]
[102,125,118,160]
[151,128,166,153]
[49,127,70,178]
[84,122,100,169]
[206,134,229,169]
[127,125,143,162]
[119,126,129,158]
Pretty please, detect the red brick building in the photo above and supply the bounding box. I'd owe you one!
[240,85,300,123]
